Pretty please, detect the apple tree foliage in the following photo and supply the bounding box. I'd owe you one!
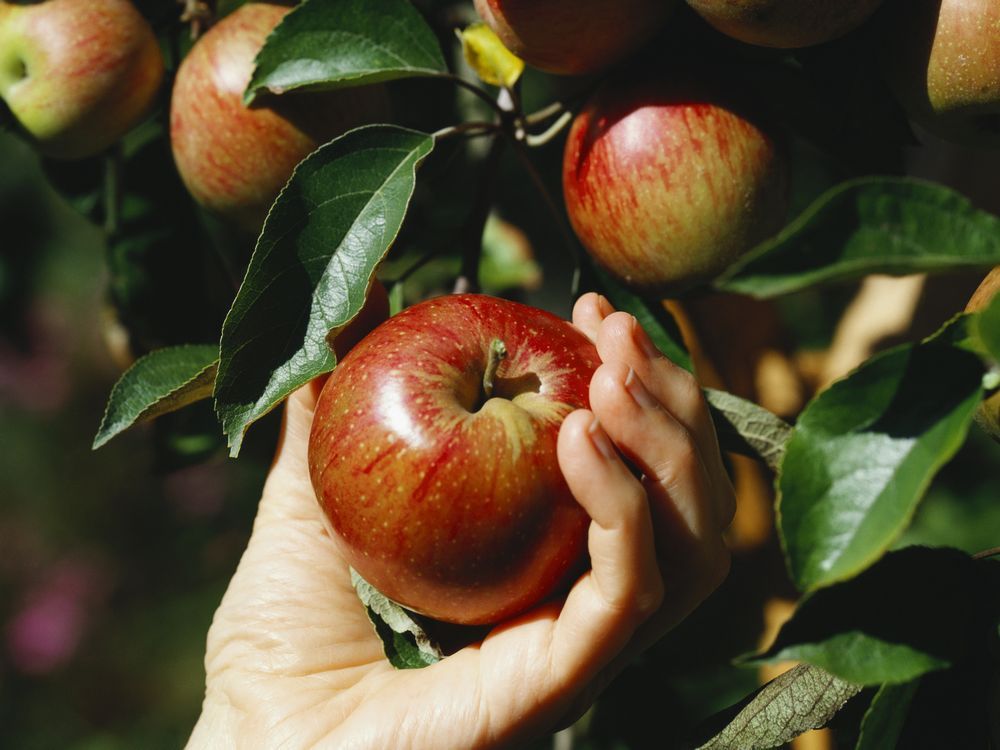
[7,0,990,745]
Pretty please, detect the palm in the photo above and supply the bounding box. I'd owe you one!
[188,296,733,749]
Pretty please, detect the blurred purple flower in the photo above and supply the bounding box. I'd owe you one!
[6,560,109,675]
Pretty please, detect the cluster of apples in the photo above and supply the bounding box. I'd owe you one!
[3,0,999,627]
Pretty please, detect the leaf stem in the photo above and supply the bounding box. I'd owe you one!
[442,73,508,119]
[432,121,501,141]
[525,110,573,148]
[973,546,1000,560]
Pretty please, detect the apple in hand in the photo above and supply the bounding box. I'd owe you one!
[685,0,885,49]
[309,294,600,625]
[882,0,1000,148]
[563,73,788,293]
[966,266,1000,441]
[0,0,164,159]
[473,0,674,75]
[170,2,390,233]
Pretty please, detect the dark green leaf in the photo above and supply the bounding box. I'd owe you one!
[590,264,693,373]
[778,338,984,591]
[855,681,918,750]
[351,569,442,669]
[717,178,1000,298]
[93,346,219,449]
[215,126,435,456]
[692,664,861,750]
[245,0,447,103]
[749,547,983,685]
[704,389,793,473]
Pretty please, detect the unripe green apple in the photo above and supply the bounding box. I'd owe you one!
[473,0,674,75]
[685,0,885,48]
[170,2,390,233]
[0,0,164,159]
[966,266,1000,441]
[882,0,1000,148]
[563,74,788,292]
[309,294,599,625]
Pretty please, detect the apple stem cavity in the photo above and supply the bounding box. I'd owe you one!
[482,338,508,401]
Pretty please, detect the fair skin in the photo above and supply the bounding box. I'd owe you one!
[187,293,736,749]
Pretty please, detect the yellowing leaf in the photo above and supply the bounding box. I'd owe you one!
[459,22,524,88]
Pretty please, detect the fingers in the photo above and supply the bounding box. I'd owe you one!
[595,312,736,528]
[572,292,614,343]
[552,409,664,686]
[589,361,721,545]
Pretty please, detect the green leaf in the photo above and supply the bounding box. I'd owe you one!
[215,125,435,456]
[351,569,442,669]
[93,345,219,449]
[590,264,693,373]
[748,548,984,685]
[692,664,861,750]
[778,337,985,591]
[704,389,793,473]
[245,0,447,103]
[717,177,1000,298]
[855,681,919,750]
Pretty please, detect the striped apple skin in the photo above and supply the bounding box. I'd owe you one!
[169,3,389,232]
[473,0,674,75]
[563,76,788,292]
[309,294,599,625]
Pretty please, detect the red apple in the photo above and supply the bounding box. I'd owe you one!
[685,0,885,49]
[473,0,674,75]
[563,74,788,292]
[881,0,1000,148]
[308,294,600,625]
[170,2,390,233]
[0,0,164,159]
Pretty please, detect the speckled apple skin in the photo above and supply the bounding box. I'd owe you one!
[563,76,788,293]
[882,0,1000,148]
[170,3,390,232]
[0,0,163,159]
[686,0,884,49]
[308,294,600,625]
[473,0,673,75]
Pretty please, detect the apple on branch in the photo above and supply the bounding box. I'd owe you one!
[308,294,601,626]
[562,72,789,293]
[881,0,1000,149]
[169,2,391,233]
[684,0,885,49]
[473,0,674,75]
[0,0,164,159]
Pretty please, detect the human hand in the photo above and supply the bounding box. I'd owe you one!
[186,293,734,749]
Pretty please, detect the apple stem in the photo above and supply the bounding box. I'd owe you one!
[482,338,508,400]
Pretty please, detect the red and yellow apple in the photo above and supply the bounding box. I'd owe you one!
[881,0,1000,148]
[685,0,885,48]
[563,74,788,292]
[170,2,390,233]
[308,294,600,625]
[966,266,1000,441]
[0,0,163,159]
[473,0,674,75]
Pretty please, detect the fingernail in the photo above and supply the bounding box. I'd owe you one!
[625,368,660,410]
[631,318,662,360]
[595,294,614,318]
[588,417,617,460]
